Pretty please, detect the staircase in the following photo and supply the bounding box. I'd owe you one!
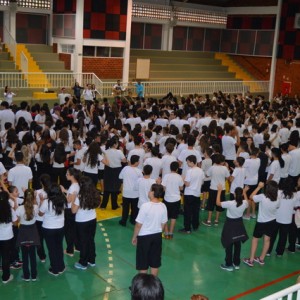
[130,50,238,81]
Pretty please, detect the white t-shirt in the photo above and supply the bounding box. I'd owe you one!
[201,158,212,181]
[58,92,71,105]
[178,148,202,177]
[136,201,168,236]
[74,147,86,172]
[161,154,177,179]
[16,204,38,225]
[128,148,145,170]
[83,154,103,174]
[222,135,237,160]
[281,153,291,179]
[67,183,80,209]
[35,189,47,222]
[105,148,125,168]
[221,200,248,218]
[162,173,184,202]
[275,191,297,224]
[0,209,17,240]
[184,167,204,197]
[230,167,246,194]
[0,161,6,175]
[137,177,156,208]
[8,164,33,197]
[40,199,64,229]
[0,109,15,131]
[288,148,300,176]
[119,166,143,198]
[279,127,290,144]
[244,158,260,185]
[74,197,96,222]
[253,194,279,223]
[239,152,250,160]
[16,110,33,125]
[207,165,230,190]
[144,157,162,180]
[267,160,281,183]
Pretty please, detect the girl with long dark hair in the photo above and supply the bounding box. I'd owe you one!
[52,142,68,188]
[39,183,66,276]
[16,189,40,281]
[82,141,107,186]
[0,191,17,283]
[216,185,249,271]
[266,147,284,184]
[100,137,126,210]
[72,176,100,270]
[61,168,81,256]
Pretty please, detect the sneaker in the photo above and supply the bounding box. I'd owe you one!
[74,262,87,270]
[162,233,169,239]
[64,250,74,257]
[10,262,22,269]
[178,228,191,234]
[202,220,212,227]
[254,257,265,265]
[250,213,257,219]
[168,234,174,240]
[214,220,219,226]
[48,268,59,276]
[243,258,254,267]
[220,264,234,272]
[243,215,250,220]
[16,260,23,265]
[21,276,30,282]
[74,248,80,253]
[31,277,37,282]
[88,262,96,267]
[2,274,13,284]
[233,264,240,270]
[59,267,66,274]
[266,253,271,257]
[40,258,46,263]
[276,253,282,257]
[287,248,295,254]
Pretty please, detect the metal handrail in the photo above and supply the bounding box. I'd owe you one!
[20,52,28,73]
[260,283,300,300]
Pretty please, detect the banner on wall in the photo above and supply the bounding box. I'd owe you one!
[281,81,292,95]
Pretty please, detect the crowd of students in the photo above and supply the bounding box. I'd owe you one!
[0,90,300,286]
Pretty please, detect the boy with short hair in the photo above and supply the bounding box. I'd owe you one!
[119,155,143,226]
[162,161,184,239]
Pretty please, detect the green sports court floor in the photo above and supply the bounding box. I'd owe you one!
[2,210,300,300]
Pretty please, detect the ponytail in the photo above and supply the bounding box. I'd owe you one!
[235,187,243,207]
[24,189,34,221]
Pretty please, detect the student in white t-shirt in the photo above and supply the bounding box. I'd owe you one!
[60,168,81,257]
[267,178,297,256]
[72,176,100,270]
[179,155,204,234]
[132,184,168,276]
[222,125,240,170]
[137,165,156,209]
[266,148,284,184]
[229,157,246,200]
[243,181,279,267]
[39,183,66,276]
[203,154,230,227]
[16,189,39,281]
[144,148,162,180]
[119,155,143,226]
[128,136,145,170]
[216,184,249,272]
[161,143,177,179]
[162,161,184,238]
[0,191,17,284]
[201,148,213,210]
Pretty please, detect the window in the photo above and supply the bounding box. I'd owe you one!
[61,44,75,54]
[83,46,124,58]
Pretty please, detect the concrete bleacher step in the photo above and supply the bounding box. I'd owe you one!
[0,52,11,60]
[132,64,229,72]
[38,61,66,70]
[25,44,53,53]
[0,60,17,69]
[130,57,222,65]
[130,50,215,58]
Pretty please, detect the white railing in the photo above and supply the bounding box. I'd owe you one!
[0,72,103,91]
[260,283,300,300]
[20,52,28,74]
[3,26,16,68]
[103,80,270,98]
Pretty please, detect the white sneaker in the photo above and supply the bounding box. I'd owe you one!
[2,274,13,284]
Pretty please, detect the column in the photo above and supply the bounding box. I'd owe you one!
[9,1,17,40]
[122,0,132,83]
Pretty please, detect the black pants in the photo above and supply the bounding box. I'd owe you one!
[10,225,20,263]
[120,197,138,225]
[100,191,118,209]
[268,222,290,255]
[36,221,46,260]
[43,227,65,274]
[0,239,12,281]
[64,208,78,254]
[225,241,241,266]
[183,195,200,231]
[21,245,37,279]
[52,167,68,188]
[83,172,98,187]
[288,217,300,252]
[76,219,96,267]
